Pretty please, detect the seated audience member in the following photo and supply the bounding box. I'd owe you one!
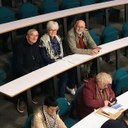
[101,119,128,128]
[13,29,45,113]
[39,20,75,96]
[67,20,101,55]
[76,72,115,119]
[31,95,67,128]
[67,20,101,88]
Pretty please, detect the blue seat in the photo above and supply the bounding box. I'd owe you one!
[122,22,128,37]
[57,97,70,116]
[17,2,38,19]
[122,22,128,55]
[89,30,101,45]
[114,74,128,96]
[101,25,119,63]
[23,114,32,128]
[112,67,128,86]
[40,1,59,14]
[80,0,95,6]
[57,97,78,128]
[60,0,80,10]
[0,7,15,24]
[80,0,105,22]
[101,25,119,43]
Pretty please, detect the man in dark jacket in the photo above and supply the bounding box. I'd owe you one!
[13,29,45,113]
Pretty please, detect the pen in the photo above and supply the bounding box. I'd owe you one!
[102,111,110,116]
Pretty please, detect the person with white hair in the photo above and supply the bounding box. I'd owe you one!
[39,21,70,97]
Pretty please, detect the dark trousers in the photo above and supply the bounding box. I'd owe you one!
[58,72,68,97]
[67,68,77,89]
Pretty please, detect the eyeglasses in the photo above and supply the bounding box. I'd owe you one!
[97,81,111,89]
[102,83,112,88]
[76,26,85,29]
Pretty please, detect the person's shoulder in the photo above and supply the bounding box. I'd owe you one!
[84,78,96,88]
[33,106,42,118]
[83,29,89,35]
[40,33,49,39]
[68,27,74,35]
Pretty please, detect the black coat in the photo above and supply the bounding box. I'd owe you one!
[13,39,44,77]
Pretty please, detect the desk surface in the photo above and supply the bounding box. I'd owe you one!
[0,0,128,34]
[0,60,73,97]
[0,37,128,97]
[71,91,128,128]
[63,37,128,66]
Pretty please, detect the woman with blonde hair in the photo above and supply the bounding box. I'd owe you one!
[76,72,115,119]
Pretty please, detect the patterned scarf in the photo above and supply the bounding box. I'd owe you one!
[42,107,60,128]
[50,37,60,56]
[96,84,110,100]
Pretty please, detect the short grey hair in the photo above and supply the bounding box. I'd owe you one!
[47,21,59,30]
[96,72,112,84]
[27,28,38,35]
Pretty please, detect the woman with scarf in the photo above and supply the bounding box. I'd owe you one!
[39,20,75,97]
[76,72,115,120]
[31,96,67,128]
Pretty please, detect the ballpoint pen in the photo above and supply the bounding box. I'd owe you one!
[102,111,110,116]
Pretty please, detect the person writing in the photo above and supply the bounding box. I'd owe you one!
[76,72,115,119]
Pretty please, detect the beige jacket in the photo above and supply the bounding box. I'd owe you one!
[67,27,97,55]
[31,107,67,128]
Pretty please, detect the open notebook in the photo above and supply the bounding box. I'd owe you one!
[96,103,124,119]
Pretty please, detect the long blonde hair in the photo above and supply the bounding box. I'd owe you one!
[96,72,112,85]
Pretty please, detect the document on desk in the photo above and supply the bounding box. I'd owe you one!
[96,103,124,119]
[62,54,90,64]
[102,103,122,115]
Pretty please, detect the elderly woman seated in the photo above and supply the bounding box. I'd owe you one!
[76,72,115,119]
[39,20,76,97]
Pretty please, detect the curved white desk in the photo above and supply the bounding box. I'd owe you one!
[71,91,128,128]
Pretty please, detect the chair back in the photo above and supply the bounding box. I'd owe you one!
[80,0,95,6]
[18,2,38,19]
[23,114,32,128]
[102,25,119,43]
[40,1,59,13]
[114,74,128,96]
[60,0,80,9]
[57,97,70,116]
[57,97,78,128]
[0,7,15,24]
[112,68,128,93]
[89,30,101,45]
[122,22,128,37]
[113,67,128,86]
